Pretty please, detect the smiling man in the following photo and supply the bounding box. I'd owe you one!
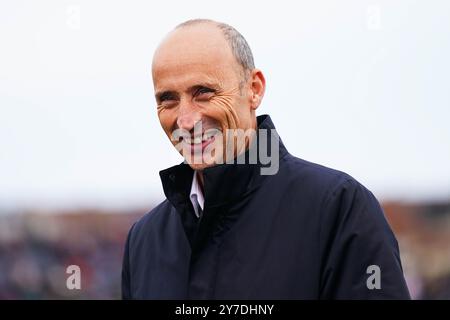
[153,19,266,175]
[121,19,411,299]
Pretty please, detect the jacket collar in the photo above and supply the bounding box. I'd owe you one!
[159,114,289,211]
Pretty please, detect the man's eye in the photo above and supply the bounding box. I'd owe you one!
[194,87,215,97]
[159,93,175,103]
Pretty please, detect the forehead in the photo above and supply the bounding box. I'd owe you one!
[152,25,238,89]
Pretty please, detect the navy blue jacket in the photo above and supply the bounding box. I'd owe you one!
[122,114,410,299]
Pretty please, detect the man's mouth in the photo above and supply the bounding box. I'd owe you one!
[183,131,218,153]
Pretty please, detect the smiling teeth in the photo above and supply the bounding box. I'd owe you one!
[185,134,214,144]
[193,137,202,144]
[184,136,203,144]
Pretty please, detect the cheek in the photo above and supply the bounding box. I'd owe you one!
[157,108,177,138]
[203,95,241,130]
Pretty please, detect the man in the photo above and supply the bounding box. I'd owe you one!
[121,19,411,299]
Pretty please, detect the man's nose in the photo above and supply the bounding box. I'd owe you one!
[176,102,202,132]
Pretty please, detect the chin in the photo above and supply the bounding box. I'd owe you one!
[186,160,220,170]
[186,160,217,171]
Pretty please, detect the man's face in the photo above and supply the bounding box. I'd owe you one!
[152,24,261,170]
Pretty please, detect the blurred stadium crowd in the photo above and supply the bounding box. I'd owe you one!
[0,202,449,299]
[0,209,139,299]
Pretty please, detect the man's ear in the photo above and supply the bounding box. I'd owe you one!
[249,69,266,110]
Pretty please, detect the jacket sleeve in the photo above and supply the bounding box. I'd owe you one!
[121,222,135,300]
[318,178,411,299]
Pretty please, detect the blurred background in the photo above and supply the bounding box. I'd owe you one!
[0,0,449,299]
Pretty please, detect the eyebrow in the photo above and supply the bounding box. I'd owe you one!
[188,82,220,92]
[155,82,220,101]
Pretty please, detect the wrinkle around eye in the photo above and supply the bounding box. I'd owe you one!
[209,92,235,105]
[157,100,178,110]
[194,92,215,102]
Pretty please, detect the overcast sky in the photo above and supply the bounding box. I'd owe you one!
[1,0,449,211]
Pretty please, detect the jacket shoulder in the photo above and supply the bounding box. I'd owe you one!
[128,199,174,241]
[280,154,359,198]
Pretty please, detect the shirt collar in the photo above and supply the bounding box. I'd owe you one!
[189,171,204,218]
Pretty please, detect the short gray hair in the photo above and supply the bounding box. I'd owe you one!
[175,19,255,77]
